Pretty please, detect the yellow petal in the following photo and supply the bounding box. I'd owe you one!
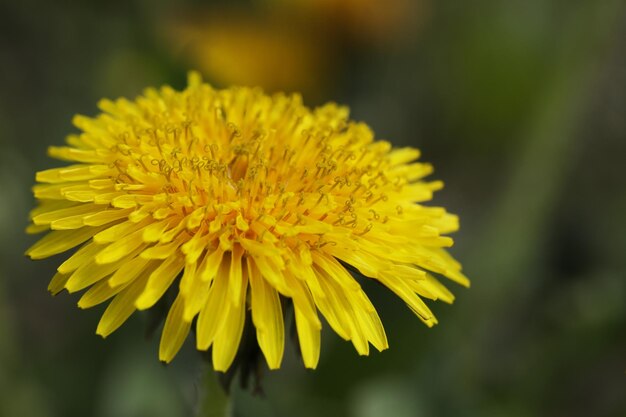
[228,245,244,306]
[235,213,249,232]
[111,193,154,209]
[422,274,455,303]
[377,273,435,325]
[186,207,206,230]
[47,146,111,163]
[285,251,325,299]
[49,216,89,230]
[36,164,113,183]
[93,219,149,244]
[142,217,179,243]
[93,191,125,205]
[308,270,351,340]
[181,230,211,264]
[387,147,420,165]
[128,204,157,223]
[315,273,370,354]
[26,224,49,234]
[384,264,427,282]
[65,262,113,293]
[329,245,390,278]
[248,259,285,369]
[406,273,455,304]
[430,212,460,234]
[26,226,104,260]
[311,252,360,291]
[251,256,291,296]
[83,208,133,227]
[62,186,103,203]
[294,305,321,369]
[33,183,77,200]
[96,271,150,338]
[196,258,230,350]
[160,218,188,243]
[135,255,185,310]
[48,271,71,295]
[57,241,103,274]
[179,261,198,296]
[88,178,116,189]
[159,294,191,363]
[29,200,78,220]
[95,229,146,264]
[78,277,129,309]
[212,269,248,371]
[66,246,145,293]
[36,202,106,229]
[352,291,388,352]
[239,237,281,257]
[282,270,321,329]
[199,247,224,282]
[181,262,211,322]
[109,256,152,287]
[140,234,188,260]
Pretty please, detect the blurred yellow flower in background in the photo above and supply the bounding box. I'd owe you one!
[164,1,428,97]
[166,11,332,96]
[26,73,468,371]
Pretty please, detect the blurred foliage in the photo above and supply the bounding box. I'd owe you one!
[1,0,625,416]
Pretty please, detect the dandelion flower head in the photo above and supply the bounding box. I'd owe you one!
[27,72,469,371]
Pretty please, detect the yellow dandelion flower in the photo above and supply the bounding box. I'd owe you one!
[26,72,469,371]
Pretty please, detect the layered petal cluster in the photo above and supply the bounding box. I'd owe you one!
[26,73,469,371]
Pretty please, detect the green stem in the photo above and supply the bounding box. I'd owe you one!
[198,368,231,417]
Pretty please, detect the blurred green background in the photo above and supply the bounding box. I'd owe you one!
[1,0,625,416]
